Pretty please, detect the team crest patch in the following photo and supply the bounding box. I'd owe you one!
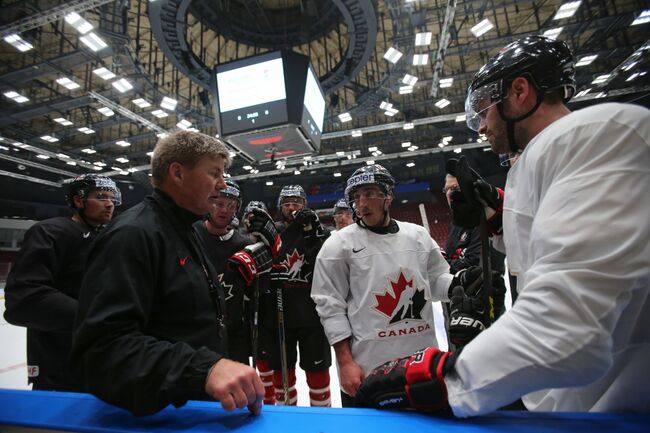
[279,248,310,282]
[373,271,426,324]
[218,273,234,301]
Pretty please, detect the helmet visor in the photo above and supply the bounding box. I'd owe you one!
[465,80,504,131]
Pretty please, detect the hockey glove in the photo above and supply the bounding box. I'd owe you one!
[355,347,455,411]
[293,209,328,241]
[246,208,282,258]
[449,286,486,348]
[228,241,272,286]
[448,266,483,298]
[450,181,504,234]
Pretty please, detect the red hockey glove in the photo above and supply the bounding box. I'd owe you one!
[228,241,272,286]
[246,208,282,258]
[355,347,454,411]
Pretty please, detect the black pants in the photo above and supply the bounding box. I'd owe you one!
[340,391,356,408]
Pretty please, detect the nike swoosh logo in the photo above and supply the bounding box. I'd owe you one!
[314,359,324,365]
[179,256,189,267]
[83,232,91,238]
[352,247,366,253]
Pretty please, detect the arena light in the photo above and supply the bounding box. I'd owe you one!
[4,90,29,103]
[631,10,650,26]
[553,1,581,20]
[40,135,59,143]
[415,32,432,46]
[403,122,414,130]
[265,180,274,185]
[626,71,647,82]
[455,114,466,122]
[399,86,414,94]
[56,77,81,90]
[116,157,129,163]
[81,148,97,154]
[97,107,114,117]
[351,129,363,137]
[176,119,192,130]
[575,54,597,67]
[333,172,342,177]
[79,32,108,51]
[574,88,591,98]
[132,98,151,108]
[379,101,392,110]
[112,78,133,93]
[93,67,116,80]
[434,98,451,109]
[77,127,95,134]
[160,96,178,111]
[401,141,411,148]
[385,107,399,116]
[412,54,429,66]
[54,117,74,126]
[3,34,33,52]
[338,112,352,122]
[65,12,94,34]
[406,162,415,167]
[402,74,418,86]
[116,140,131,147]
[439,78,454,88]
[383,47,404,64]
[471,19,494,37]
[151,109,168,118]
[591,74,610,84]
[542,27,563,40]
[36,154,50,159]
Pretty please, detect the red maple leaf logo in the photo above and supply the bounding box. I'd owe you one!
[374,272,414,318]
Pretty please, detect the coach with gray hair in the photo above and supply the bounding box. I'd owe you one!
[71,131,264,416]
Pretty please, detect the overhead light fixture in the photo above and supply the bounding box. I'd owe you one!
[66,161,77,166]
[160,96,178,111]
[415,32,432,46]
[402,74,418,86]
[351,130,363,137]
[453,148,462,154]
[542,27,564,40]
[336,151,346,156]
[574,88,591,98]
[81,148,97,154]
[116,157,129,163]
[401,141,411,148]
[40,135,59,142]
[156,132,169,139]
[406,162,415,167]
[383,47,404,64]
[242,165,252,170]
[631,9,650,26]
[553,1,582,20]
[455,114,466,122]
[338,112,352,122]
[3,33,33,52]
[93,161,107,166]
[36,154,50,159]
[111,166,122,171]
[439,78,454,88]
[151,109,168,118]
[626,71,647,82]
[470,18,494,37]
[97,107,114,117]
[408,145,419,151]
[412,54,429,66]
[403,122,414,130]
[54,117,73,126]
[622,61,639,72]
[435,98,451,109]
[79,32,108,51]
[368,146,378,152]
[333,172,342,177]
[3,90,29,103]
[146,151,154,157]
[132,98,151,108]
[93,67,116,80]
[265,180,274,186]
[56,153,70,159]
[385,107,399,116]
[591,74,610,84]
[442,136,453,143]
[56,77,81,90]
[379,101,392,110]
[294,170,301,175]
[176,119,192,130]
[65,12,94,34]
[366,160,375,166]
[399,86,414,94]
[116,140,131,147]
[575,54,597,67]
[77,127,95,134]
[112,78,133,93]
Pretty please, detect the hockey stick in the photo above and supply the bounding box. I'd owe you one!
[276,283,290,405]
[447,156,493,327]
[250,277,260,368]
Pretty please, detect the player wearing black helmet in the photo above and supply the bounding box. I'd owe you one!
[4,173,120,391]
[312,164,482,407]
[355,36,650,417]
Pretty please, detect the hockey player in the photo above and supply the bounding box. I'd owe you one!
[261,185,332,406]
[331,198,353,231]
[4,174,120,391]
[194,180,273,365]
[355,36,650,415]
[311,164,481,407]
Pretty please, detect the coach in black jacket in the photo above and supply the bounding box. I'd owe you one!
[71,131,264,416]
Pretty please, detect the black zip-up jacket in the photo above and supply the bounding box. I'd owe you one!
[71,190,227,416]
[444,224,481,274]
[4,217,97,391]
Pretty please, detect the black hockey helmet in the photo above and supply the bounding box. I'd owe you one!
[218,179,242,212]
[465,35,576,132]
[277,185,307,208]
[65,174,121,208]
[243,200,268,217]
[344,164,395,208]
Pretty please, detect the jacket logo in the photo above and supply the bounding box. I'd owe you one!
[373,271,426,325]
[279,248,310,282]
[179,256,189,267]
[83,232,91,239]
[218,273,234,301]
[352,247,366,253]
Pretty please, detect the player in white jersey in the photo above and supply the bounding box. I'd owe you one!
[312,164,481,407]
[355,35,650,416]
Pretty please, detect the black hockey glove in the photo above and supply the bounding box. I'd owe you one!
[228,241,272,286]
[448,266,483,297]
[450,181,504,234]
[246,208,282,258]
[449,286,486,348]
[293,209,328,241]
[355,347,455,411]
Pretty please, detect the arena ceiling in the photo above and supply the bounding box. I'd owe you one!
[0,0,649,211]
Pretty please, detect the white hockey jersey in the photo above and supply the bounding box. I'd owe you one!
[312,220,453,377]
[446,103,650,416]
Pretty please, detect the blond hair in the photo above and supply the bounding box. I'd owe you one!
[151,131,231,187]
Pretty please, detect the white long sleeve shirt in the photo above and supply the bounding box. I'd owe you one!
[311,221,452,377]
[446,102,650,416]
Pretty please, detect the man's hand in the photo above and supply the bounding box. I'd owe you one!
[228,242,272,286]
[339,359,365,397]
[293,209,328,240]
[245,208,282,258]
[355,347,454,411]
[205,358,265,415]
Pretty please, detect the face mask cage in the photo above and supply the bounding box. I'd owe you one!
[465,80,504,132]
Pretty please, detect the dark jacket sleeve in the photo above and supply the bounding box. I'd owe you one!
[449,226,481,274]
[71,224,221,416]
[4,223,77,332]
